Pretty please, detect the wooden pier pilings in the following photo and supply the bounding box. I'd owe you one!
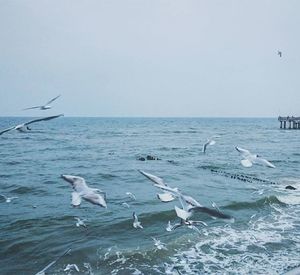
[278,116,300,129]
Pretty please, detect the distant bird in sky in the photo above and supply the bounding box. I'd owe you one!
[23,95,61,111]
[61,175,107,208]
[278,50,282,57]
[235,146,276,168]
[0,114,64,135]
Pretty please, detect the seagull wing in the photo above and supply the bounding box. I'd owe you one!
[255,158,276,168]
[138,170,167,186]
[171,221,184,231]
[24,114,64,126]
[46,95,61,105]
[202,142,208,153]
[191,206,231,219]
[175,205,190,220]
[235,146,251,157]
[157,192,175,202]
[82,193,107,208]
[23,106,42,111]
[71,192,81,206]
[0,126,16,135]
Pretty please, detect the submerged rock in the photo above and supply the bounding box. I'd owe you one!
[285,185,297,190]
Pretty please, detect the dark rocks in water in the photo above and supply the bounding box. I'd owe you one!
[146,155,160,160]
[285,185,297,190]
[137,155,161,161]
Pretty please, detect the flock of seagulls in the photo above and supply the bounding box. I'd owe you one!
[1,94,281,274]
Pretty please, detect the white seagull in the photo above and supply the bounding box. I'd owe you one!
[23,95,61,111]
[126,192,136,200]
[0,195,18,203]
[35,248,71,275]
[138,170,176,202]
[202,137,217,154]
[0,114,64,135]
[74,217,87,228]
[132,212,143,229]
[61,175,107,208]
[64,264,80,272]
[154,183,231,220]
[152,237,167,250]
[235,146,276,168]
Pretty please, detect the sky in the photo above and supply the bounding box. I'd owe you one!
[0,0,299,117]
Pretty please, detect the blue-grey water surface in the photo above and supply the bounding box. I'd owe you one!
[0,117,300,274]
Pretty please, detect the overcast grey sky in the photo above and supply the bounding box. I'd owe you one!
[0,0,299,117]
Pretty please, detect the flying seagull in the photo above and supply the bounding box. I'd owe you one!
[132,212,143,229]
[64,264,80,272]
[152,237,167,250]
[153,182,231,220]
[74,217,87,228]
[0,195,18,203]
[0,114,64,135]
[61,175,107,208]
[23,95,61,111]
[138,170,176,202]
[35,247,71,275]
[202,137,216,153]
[126,192,136,200]
[235,147,275,168]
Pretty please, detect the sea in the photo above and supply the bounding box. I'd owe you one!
[0,117,299,275]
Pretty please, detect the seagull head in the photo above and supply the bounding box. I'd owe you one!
[61,174,85,186]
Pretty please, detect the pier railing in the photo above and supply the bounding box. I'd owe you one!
[278,116,300,129]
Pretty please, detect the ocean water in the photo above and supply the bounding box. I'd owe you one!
[0,117,300,275]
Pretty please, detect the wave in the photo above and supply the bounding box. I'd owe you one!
[224,196,284,210]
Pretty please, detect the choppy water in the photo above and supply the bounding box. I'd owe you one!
[0,117,300,275]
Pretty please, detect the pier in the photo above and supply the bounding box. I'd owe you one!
[278,116,300,129]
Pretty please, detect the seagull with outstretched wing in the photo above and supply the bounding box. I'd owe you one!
[138,170,176,202]
[23,95,61,111]
[0,114,64,135]
[235,146,275,168]
[61,175,107,208]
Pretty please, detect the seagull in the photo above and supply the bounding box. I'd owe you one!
[202,137,217,153]
[61,175,107,208]
[154,183,231,220]
[23,95,61,111]
[133,212,143,229]
[35,247,71,275]
[235,146,276,168]
[126,192,136,200]
[122,202,130,208]
[278,51,282,57]
[64,264,79,272]
[0,195,18,203]
[0,114,64,135]
[74,217,87,228]
[138,170,176,202]
[152,237,167,250]
[166,221,173,232]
